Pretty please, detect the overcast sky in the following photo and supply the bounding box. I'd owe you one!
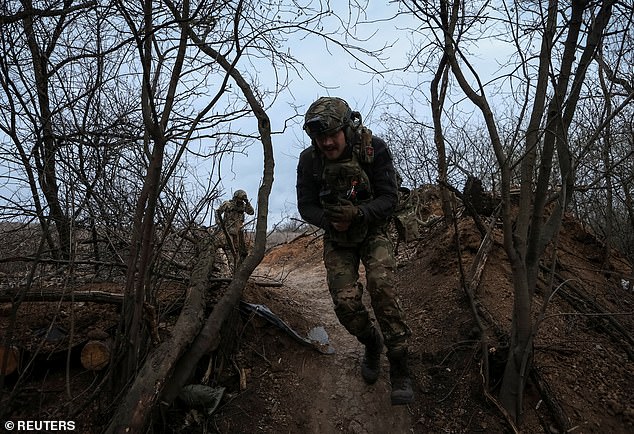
[214,2,422,229]
[0,2,512,230]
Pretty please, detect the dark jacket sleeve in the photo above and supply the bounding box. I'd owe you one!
[358,136,398,224]
[296,148,330,229]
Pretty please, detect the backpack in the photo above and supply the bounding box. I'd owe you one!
[352,123,420,242]
[393,186,421,242]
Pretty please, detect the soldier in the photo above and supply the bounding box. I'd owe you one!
[296,96,414,405]
[215,189,254,265]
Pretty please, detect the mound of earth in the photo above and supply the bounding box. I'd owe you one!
[213,214,633,433]
[1,204,632,434]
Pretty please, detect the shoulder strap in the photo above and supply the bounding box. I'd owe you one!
[311,148,323,181]
[309,125,374,180]
[349,111,374,165]
[352,125,374,165]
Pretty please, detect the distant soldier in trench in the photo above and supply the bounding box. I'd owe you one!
[215,189,255,268]
[296,96,414,405]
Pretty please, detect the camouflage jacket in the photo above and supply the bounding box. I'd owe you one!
[296,136,398,231]
[215,198,254,235]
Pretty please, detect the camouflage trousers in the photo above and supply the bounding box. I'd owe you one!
[323,226,411,353]
[217,231,248,274]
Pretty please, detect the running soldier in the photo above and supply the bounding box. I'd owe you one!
[296,96,414,405]
[215,189,254,265]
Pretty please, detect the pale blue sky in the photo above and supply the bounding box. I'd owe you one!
[215,2,422,228]
[214,3,515,229]
[0,1,516,230]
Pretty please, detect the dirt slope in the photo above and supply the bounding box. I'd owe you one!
[1,202,632,434]
[212,214,633,434]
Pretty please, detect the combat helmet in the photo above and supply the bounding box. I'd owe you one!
[233,189,248,200]
[303,97,362,143]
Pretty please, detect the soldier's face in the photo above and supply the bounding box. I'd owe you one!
[315,129,346,160]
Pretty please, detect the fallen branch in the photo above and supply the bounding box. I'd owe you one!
[461,207,501,390]
[530,367,570,432]
[541,265,634,360]
[0,256,125,267]
[103,235,217,433]
[0,290,124,304]
[254,280,283,287]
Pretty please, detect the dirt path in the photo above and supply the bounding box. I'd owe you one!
[279,263,413,433]
[243,244,414,434]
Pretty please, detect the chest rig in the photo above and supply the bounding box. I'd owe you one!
[318,151,374,245]
[315,123,375,203]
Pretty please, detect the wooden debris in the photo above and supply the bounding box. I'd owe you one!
[87,329,110,340]
[80,339,111,370]
[0,290,123,304]
[0,345,19,375]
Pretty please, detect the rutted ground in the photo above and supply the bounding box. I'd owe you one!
[2,205,632,433]
[214,215,633,434]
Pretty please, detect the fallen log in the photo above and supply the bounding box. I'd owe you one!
[0,290,124,304]
[81,340,111,371]
[103,233,218,433]
[0,256,126,267]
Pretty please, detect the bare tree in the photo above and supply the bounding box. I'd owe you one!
[0,0,145,260]
[2,0,86,258]
[573,28,634,273]
[102,1,382,431]
[382,108,437,187]
[397,0,630,426]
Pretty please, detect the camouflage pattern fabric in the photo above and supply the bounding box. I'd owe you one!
[393,187,421,242]
[323,226,411,353]
[297,97,409,356]
[215,197,254,237]
[320,153,372,245]
[215,196,254,261]
[303,97,351,138]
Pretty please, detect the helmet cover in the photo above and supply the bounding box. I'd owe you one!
[233,189,247,200]
[303,97,352,138]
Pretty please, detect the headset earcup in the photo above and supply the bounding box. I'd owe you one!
[344,125,355,144]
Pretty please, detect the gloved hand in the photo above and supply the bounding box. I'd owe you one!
[324,199,359,223]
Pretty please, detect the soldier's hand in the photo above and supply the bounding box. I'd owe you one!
[331,221,351,232]
[324,199,358,223]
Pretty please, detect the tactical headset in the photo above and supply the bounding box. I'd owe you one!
[303,97,363,146]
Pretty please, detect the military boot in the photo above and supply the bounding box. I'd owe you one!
[358,327,383,384]
[388,349,414,405]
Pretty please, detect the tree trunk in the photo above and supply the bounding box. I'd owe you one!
[498,1,615,423]
[105,234,218,433]
[22,3,72,259]
[431,3,456,224]
[498,262,533,422]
